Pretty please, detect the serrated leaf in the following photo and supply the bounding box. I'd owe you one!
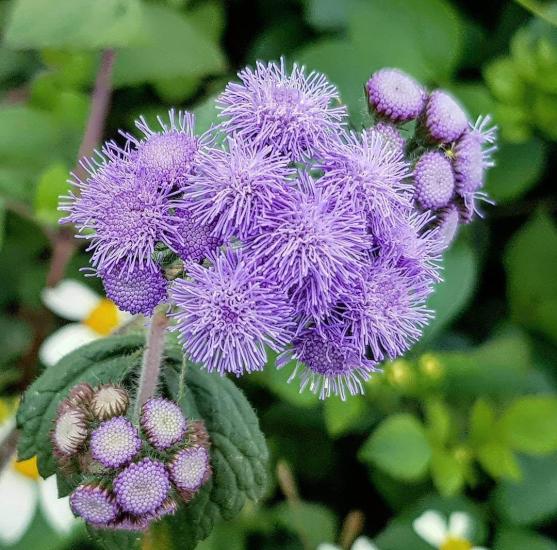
[500,395,557,454]
[359,414,431,481]
[17,335,269,550]
[5,0,143,50]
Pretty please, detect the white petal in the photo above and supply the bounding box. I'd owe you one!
[39,476,77,534]
[39,324,100,366]
[448,512,472,539]
[413,510,448,547]
[0,465,37,545]
[42,280,100,321]
[352,537,380,550]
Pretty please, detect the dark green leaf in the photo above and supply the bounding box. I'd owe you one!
[495,527,557,550]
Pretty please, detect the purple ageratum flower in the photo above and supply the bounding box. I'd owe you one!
[366,68,426,122]
[246,172,371,321]
[217,58,347,160]
[316,130,411,228]
[167,207,223,262]
[168,446,211,494]
[367,121,406,155]
[108,515,151,532]
[171,249,293,375]
[61,151,188,273]
[277,325,377,400]
[185,137,294,240]
[342,260,433,361]
[453,115,497,195]
[425,90,469,143]
[434,204,460,251]
[100,262,167,316]
[90,416,141,469]
[70,485,119,526]
[371,209,441,285]
[141,397,187,450]
[413,151,455,210]
[113,458,171,515]
[125,110,209,189]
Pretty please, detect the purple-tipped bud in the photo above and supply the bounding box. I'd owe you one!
[368,121,406,154]
[141,398,186,450]
[70,484,119,526]
[453,131,485,194]
[108,515,151,532]
[113,458,171,515]
[150,497,178,520]
[52,406,88,457]
[425,90,469,143]
[100,264,167,316]
[90,417,141,468]
[91,385,130,420]
[434,204,460,251]
[168,208,223,263]
[413,151,455,210]
[168,446,211,498]
[366,68,426,122]
[67,383,95,408]
[186,420,211,450]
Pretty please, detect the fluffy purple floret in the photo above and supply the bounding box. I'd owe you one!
[167,208,222,262]
[171,249,293,375]
[217,59,347,160]
[113,458,171,515]
[100,263,167,316]
[90,416,141,469]
[246,172,371,321]
[434,204,460,251]
[413,151,455,210]
[60,151,188,273]
[126,110,209,189]
[341,260,433,361]
[278,325,377,400]
[425,90,469,143]
[366,68,426,122]
[70,485,119,526]
[141,397,186,450]
[168,446,210,492]
[317,130,411,227]
[186,137,294,240]
[368,121,406,154]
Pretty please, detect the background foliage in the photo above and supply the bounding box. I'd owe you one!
[1,0,557,549]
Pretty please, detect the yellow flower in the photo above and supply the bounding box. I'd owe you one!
[39,279,130,366]
[413,510,488,550]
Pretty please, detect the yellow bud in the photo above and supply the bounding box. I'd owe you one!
[419,353,443,380]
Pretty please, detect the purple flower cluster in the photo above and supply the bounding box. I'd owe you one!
[62,60,496,400]
[55,386,212,531]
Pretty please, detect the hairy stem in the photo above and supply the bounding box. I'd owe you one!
[134,308,169,417]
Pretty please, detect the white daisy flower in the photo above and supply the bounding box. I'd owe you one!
[39,279,130,366]
[413,510,488,550]
[318,536,379,550]
[0,414,77,544]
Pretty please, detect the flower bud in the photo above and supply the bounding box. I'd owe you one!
[91,384,129,420]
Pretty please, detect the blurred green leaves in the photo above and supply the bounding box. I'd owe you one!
[505,211,557,343]
[5,0,144,50]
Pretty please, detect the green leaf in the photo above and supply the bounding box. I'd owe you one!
[192,93,221,134]
[500,395,557,454]
[323,394,367,437]
[424,399,452,445]
[495,527,557,550]
[273,501,337,549]
[17,335,269,550]
[430,447,465,496]
[505,211,557,343]
[359,414,432,481]
[348,0,463,82]
[418,240,477,347]
[493,454,557,526]
[304,0,353,30]
[5,0,143,50]
[34,163,70,225]
[469,398,496,447]
[476,440,521,481]
[113,4,226,87]
[486,138,547,203]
